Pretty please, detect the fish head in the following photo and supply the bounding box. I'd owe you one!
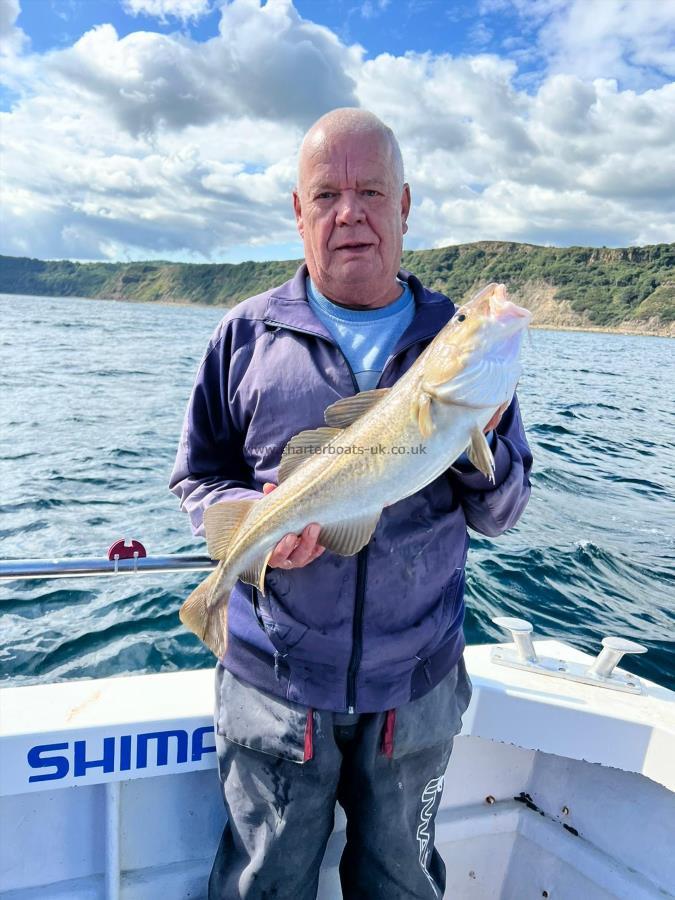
[422,283,531,409]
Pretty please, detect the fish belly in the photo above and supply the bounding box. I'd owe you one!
[228,400,485,572]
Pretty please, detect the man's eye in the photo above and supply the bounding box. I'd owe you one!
[316,192,335,200]
[362,190,379,197]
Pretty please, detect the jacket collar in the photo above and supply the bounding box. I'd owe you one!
[263,264,455,348]
[263,264,332,340]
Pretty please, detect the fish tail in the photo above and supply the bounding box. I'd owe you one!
[179,562,235,658]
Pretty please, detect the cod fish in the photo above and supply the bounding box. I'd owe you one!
[181,282,531,657]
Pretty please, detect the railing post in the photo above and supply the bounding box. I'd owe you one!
[105,781,121,900]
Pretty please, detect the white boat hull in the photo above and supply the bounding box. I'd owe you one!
[1,640,673,899]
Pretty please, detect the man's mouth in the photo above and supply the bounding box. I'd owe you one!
[335,242,373,251]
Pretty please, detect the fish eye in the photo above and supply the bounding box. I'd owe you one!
[456,313,466,322]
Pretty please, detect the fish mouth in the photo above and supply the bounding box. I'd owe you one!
[488,285,531,322]
[466,284,530,325]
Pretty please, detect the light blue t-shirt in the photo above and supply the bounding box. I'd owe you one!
[306,277,414,390]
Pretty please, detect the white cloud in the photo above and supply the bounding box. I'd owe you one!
[469,22,493,48]
[360,57,675,248]
[541,0,675,90]
[0,0,358,260]
[360,0,390,20]
[489,0,675,89]
[44,0,359,137]
[0,0,673,262]
[0,0,27,56]
[121,0,212,22]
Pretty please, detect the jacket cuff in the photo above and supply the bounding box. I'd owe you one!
[450,435,511,490]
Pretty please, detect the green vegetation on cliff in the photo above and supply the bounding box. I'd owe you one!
[401,242,674,329]
[1,241,673,333]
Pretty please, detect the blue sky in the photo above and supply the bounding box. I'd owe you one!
[1,0,674,262]
[13,1,534,64]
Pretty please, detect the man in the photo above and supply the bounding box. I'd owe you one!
[170,108,532,899]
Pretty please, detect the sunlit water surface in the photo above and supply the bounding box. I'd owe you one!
[1,293,673,689]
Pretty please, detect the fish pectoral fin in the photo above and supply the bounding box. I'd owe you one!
[240,546,274,594]
[466,426,495,483]
[204,499,257,561]
[179,564,230,658]
[319,511,382,556]
[278,427,342,482]
[324,388,390,428]
[411,390,434,439]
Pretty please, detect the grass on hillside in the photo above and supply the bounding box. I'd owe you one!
[1,242,673,327]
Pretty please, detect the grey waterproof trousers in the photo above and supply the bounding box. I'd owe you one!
[209,659,472,900]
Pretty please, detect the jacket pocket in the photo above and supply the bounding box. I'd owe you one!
[415,568,465,661]
[254,577,309,654]
[265,617,309,653]
[391,656,473,759]
[215,665,309,764]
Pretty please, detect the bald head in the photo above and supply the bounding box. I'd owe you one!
[292,107,411,309]
[298,108,404,193]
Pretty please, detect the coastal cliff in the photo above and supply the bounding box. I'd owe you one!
[1,241,673,335]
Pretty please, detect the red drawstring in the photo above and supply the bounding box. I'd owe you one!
[304,708,314,762]
[381,709,396,758]
[305,707,395,761]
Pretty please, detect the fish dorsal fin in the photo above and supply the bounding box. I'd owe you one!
[278,426,341,482]
[204,499,256,561]
[466,426,495,483]
[324,388,390,428]
[240,546,275,595]
[319,511,382,556]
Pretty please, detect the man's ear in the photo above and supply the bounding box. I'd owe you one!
[401,183,411,235]
[293,190,304,238]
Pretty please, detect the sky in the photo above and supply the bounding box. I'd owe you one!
[1,0,674,263]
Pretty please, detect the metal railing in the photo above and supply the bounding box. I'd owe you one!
[0,538,217,583]
[0,555,216,582]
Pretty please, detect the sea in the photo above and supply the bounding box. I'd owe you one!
[1,293,673,690]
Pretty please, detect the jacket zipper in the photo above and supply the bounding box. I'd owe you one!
[266,317,367,713]
[346,550,367,712]
[378,333,436,386]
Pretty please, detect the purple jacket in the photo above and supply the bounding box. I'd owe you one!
[170,265,532,712]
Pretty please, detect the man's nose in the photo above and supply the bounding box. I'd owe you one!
[335,191,365,226]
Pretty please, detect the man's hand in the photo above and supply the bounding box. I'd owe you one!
[262,482,326,570]
[484,402,509,434]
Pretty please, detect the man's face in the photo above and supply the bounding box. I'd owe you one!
[293,130,411,307]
